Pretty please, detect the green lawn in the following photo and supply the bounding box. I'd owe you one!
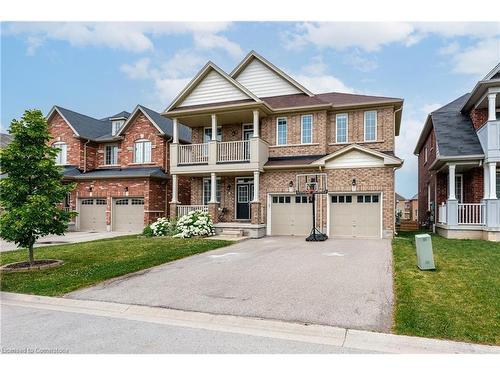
[392,231,500,345]
[0,236,231,296]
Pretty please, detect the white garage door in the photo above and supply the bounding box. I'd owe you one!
[270,194,313,236]
[78,198,107,232]
[329,194,381,238]
[112,197,145,233]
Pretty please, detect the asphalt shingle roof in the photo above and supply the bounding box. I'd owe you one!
[431,94,484,157]
[0,133,13,149]
[138,105,191,143]
[72,167,168,180]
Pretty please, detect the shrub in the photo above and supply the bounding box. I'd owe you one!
[174,210,215,238]
[149,217,174,237]
[142,225,154,237]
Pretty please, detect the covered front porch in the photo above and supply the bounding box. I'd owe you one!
[436,161,500,241]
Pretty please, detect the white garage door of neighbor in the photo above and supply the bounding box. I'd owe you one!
[330,193,381,238]
[270,194,313,236]
[78,198,107,232]
[112,197,145,232]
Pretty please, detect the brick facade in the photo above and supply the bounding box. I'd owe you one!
[470,108,488,130]
[417,127,437,226]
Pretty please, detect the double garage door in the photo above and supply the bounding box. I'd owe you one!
[78,197,144,232]
[269,193,381,238]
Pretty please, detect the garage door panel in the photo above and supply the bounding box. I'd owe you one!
[330,194,381,238]
[270,194,312,236]
[79,198,107,232]
[113,197,144,233]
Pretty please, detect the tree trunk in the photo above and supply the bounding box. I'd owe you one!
[28,242,34,266]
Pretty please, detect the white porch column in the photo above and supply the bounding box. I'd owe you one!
[172,118,179,144]
[489,162,497,199]
[448,164,456,200]
[209,172,217,203]
[252,171,260,202]
[488,93,497,121]
[252,110,259,138]
[483,162,490,200]
[211,114,217,141]
[171,174,179,203]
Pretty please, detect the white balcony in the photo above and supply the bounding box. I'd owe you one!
[438,202,485,225]
[171,138,269,174]
[177,205,208,217]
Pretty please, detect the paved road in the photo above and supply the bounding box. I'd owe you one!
[0,303,368,354]
[68,237,393,332]
[1,231,133,252]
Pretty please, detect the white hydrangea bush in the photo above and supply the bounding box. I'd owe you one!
[149,217,173,237]
[174,210,215,238]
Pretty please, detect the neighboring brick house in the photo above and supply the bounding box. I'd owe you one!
[47,105,191,232]
[414,63,500,241]
[165,51,404,239]
[395,193,411,221]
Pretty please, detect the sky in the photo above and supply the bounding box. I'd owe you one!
[1,21,499,198]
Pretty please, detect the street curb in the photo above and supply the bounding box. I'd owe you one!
[1,292,499,354]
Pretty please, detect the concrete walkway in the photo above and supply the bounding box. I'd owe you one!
[1,231,132,252]
[1,292,498,354]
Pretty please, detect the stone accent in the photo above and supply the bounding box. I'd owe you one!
[250,202,262,224]
[470,108,488,130]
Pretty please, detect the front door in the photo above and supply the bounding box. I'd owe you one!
[236,178,253,220]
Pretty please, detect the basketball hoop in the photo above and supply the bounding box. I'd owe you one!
[295,173,328,242]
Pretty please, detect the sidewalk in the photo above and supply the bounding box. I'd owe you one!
[1,292,498,354]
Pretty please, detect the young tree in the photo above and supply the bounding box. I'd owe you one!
[0,109,75,265]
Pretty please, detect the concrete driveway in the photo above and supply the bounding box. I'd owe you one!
[67,237,394,332]
[1,231,132,252]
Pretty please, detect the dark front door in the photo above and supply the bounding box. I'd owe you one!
[236,183,253,220]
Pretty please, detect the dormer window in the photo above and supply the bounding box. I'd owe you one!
[53,142,67,165]
[112,120,125,136]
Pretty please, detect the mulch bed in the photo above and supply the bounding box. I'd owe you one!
[0,259,64,273]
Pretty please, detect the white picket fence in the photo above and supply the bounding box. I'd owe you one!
[458,203,485,225]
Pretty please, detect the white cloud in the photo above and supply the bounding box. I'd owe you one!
[120,58,152,80]
[439,41,460,55]
[343,52,378,72]
[294,74,355,94]
[5,22,241,57]
[451,38,500,75]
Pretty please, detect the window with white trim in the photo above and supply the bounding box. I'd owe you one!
[335,113,348,143]
[276,117,288,145]
[111,120,124,136]
[134,139,152,163]
[364,111,377,142]
[203,127,222,142]
[203,178,221,205]
[105,144,118,165]
[497,171,500,197]
[424,147,428,163]
[301,114,313,144]
[53,142,67,165]
[455,174,463,203]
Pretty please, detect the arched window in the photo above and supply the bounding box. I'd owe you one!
[134,139,152,163]
[53,142,67,165]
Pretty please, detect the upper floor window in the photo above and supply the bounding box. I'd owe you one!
[364,111,377,142]
[424,146,428,163]
[112,120,125,136]
[301,115,313,144]
[105,144,118,165]
[53,142,67,165]
[204,127,222,142]
[134,139,152,163]
[276,117,288,145]
[336,113,348,143]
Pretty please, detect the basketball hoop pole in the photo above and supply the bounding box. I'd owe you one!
[296,173,328,242]
[305,191,328,242]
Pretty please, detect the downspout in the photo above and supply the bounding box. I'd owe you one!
[392,106,403,237]
[83,139,90,173]
[165,136,172,217]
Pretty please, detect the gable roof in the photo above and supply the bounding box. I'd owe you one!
[424,94,484,158]
[395,193,407,201]
[0,133,13,149]
[48,106,111,140]
[311,144,403,167]
[230,50,314,97]
[483,62,500,80]
[116,105,191,143]
[103,111,131,121]
[165,61,261,112]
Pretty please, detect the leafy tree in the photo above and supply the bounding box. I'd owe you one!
[0,109,75,265]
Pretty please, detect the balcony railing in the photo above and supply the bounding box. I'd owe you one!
[178,144,208,165]
[177,205,208,217]
[458,203,485,225]
[217,140,250,163]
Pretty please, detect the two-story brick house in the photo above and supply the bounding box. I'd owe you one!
[47,104,191,232]
[414,63,500,241]
[165,51,404,238]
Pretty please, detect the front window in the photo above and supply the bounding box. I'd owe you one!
[204,127,222,142]
[203,178,222,205]
[53,142,67,165]
[276,117,287,145]
[424,147,428,163]
[111,120,124,136]
[301,115,313,144]
[497,171,500,197]
[336,113,348,143]
[455,175,463,203]
[364,111,377,142]
[134,140,152,163]
[105,144,118,165]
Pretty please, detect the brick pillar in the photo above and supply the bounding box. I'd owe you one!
[169,202,178,219]
[208,202,219,224]
[251,202,261,224]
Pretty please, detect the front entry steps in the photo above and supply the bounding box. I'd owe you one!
[210,228,249,242]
